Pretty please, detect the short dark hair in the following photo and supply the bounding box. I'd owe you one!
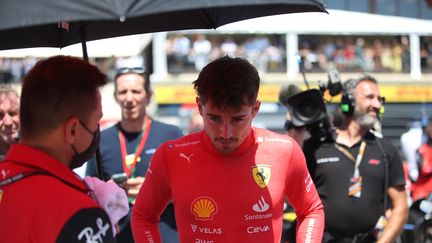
[193,56,260,111]
[20,55,106,139]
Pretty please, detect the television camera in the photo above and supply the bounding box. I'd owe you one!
[279,69,343,143]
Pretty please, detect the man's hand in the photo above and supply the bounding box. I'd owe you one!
[124,176,145,204]
[83,176,129,236]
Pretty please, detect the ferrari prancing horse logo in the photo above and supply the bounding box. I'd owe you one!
[252,165,271,188]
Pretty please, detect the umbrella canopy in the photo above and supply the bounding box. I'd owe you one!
[0,0,326,52]
[0,34,152,58]
[0,0,326,179]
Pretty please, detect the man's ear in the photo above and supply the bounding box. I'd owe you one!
[196,97,203,116]
[252,100,261,118]
[145,90,153,106]
[114,93,119,103]
[113,81,119,103]
[65,118,79,144]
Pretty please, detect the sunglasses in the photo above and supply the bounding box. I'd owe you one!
[115,67,146,75]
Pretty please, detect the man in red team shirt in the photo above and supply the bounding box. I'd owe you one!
[132,56,324,242]
[0,56,116,243]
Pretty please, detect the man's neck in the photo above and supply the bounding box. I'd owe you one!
[19,136,70,166]
[120,115,148,133]
[0,143,10,155]
[336,121,368,147]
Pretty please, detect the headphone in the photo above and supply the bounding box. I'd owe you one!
[340,92,356,115]
[340,79,358,116]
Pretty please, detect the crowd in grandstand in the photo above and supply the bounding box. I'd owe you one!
[1,34,432,83]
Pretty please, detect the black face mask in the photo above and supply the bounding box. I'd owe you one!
[70,121,100,169]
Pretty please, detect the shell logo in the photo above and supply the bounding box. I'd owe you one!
[191,196,218,220]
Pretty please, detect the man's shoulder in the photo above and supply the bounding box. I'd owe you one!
[366,130,396,148]
[33,175,96,203]
[253,127,290,139]
[160,132,201,150]
[100,123,120,136]
[1,171,100,217]
[253,127,298,151]
[150,120,183,141]
[151,119,181,131]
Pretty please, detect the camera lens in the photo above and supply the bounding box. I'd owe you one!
[287,89,327,127]
[297,99,320,122]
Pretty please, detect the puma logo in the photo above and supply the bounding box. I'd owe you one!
[179,153,194,163]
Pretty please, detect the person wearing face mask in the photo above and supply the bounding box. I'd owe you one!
[303,76,408,243]
[131,56,324,243]
[86,67,183,243]
[0,84,20,161]
[0,56,125,243]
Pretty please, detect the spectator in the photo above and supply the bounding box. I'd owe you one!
[191,34,212,71]
[86,66,183,243]
[410,122,432,202]
[220,37,238,56]
[401,119,427,182]
[0,84,19,160]
[171,34,191,68]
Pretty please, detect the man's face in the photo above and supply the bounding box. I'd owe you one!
[71,90,103,161]
[73,91,103,153]
[353,81,384,128]
[198,98,260,154]
[0,93,20,147]
[115,74,150,121]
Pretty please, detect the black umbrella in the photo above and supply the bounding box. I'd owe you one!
[0,0,326,179]
[0,0,326,59]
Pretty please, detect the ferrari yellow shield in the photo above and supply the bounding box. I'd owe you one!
[252,165,271,188]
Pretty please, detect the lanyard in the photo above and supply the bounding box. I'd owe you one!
[0,172,32,187]
[335,141,367,178]
[0,166,91,196]
[119,118,152,177]
[335,141,367,198]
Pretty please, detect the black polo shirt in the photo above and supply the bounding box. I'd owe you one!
[303,131,405,235]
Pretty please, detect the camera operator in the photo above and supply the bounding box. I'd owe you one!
[303,75,408,243]
[279,84,308,147]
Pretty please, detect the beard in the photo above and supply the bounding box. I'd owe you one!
[353,108,377,129]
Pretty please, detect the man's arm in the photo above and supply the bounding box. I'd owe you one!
[131,145,171,243]
[285,139,324,243]
[172,126,184,139]
[56,208,115,243]
[378,185,408,243]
